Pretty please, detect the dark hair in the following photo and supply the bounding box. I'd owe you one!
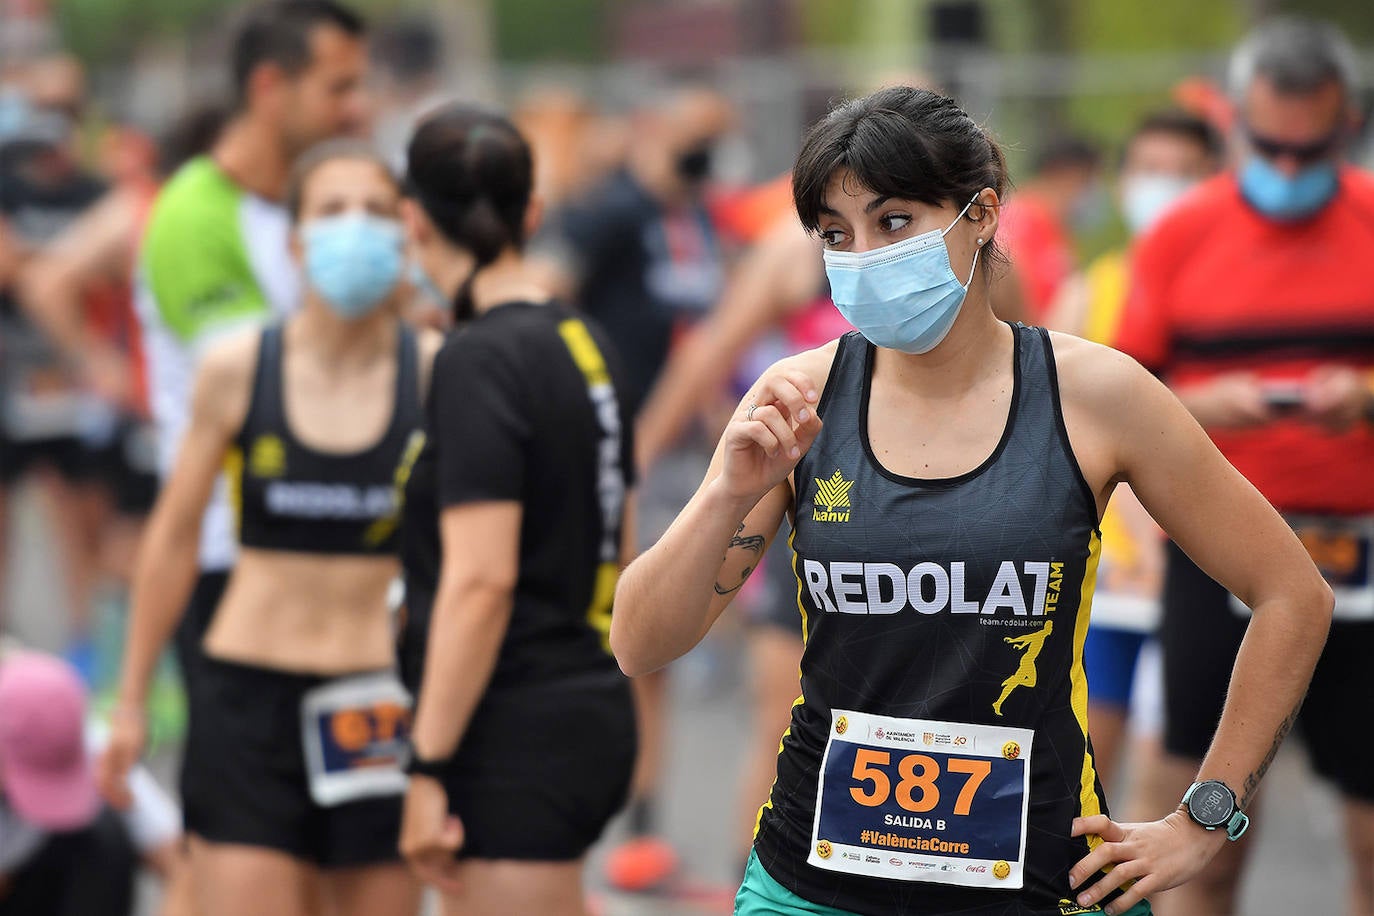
[1031,136,1101,177]
[159,102,230,177]
[405,104,534,320]
[231,0,365,109]
[285,138,398,223]
[1122,110,1224,168]
[793,86,1009,266]
[1229,16,1359,100]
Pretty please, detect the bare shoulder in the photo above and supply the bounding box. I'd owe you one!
[417,327,444,363]
[417,326,444,399]
[199,327,259,384]
[753,337,842,401]
[193,327,259,432]
[1046,330,1161,421]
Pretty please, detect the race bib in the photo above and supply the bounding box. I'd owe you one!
[809,709,1033,889]
[1230,516,1373,622]
[300,672,412,807]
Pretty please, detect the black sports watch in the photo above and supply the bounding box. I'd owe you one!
[400,739,449,780]
[1181,780,1249,841]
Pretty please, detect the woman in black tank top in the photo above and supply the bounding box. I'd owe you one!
[613,87,1333,916]
[100,142,440,916]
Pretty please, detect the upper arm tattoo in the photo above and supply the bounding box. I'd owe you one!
[713,523,765,596]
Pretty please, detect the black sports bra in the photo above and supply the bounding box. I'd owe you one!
[229,323,423,556]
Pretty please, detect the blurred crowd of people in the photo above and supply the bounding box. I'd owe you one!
[1,2,1372,915]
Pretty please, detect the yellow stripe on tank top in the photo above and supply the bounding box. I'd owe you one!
[1070,529,1106,848]
[753,526,811,840]
[224,446,244,537]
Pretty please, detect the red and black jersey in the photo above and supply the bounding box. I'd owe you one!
[1116,168,1374,515]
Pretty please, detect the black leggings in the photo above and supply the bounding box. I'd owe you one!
[0,807,136,916]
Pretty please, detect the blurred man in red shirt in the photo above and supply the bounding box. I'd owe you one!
[1116,17,1374,916]
[998,136,1101,322]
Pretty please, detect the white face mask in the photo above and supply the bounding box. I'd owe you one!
[1120,174,1197,236]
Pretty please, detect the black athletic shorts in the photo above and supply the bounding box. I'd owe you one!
[0,434,92,485]
[86,421,158,517]
[400,621,635,863]
[1159,539,1374,801]
[174,571,227,701]
[447,673,635,860]
[181,655,404,867]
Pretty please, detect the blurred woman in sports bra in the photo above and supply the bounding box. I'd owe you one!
[98,140,440,916]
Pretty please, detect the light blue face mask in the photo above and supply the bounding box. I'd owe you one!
[408,261,448,311]
[302,213,404,319]
[1238,155,1338,221]
[1121,174,1197,236]
[823,196,980,355]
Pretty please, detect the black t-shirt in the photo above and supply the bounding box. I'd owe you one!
[0,151,106,317]
[0,151,106,436]
[400,301,636,691]
[542,169,724,416]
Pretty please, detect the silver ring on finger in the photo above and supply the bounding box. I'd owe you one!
[746,402,759,421]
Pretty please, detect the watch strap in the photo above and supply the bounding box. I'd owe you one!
[1182,779,1249,840]
[402,741,450,780]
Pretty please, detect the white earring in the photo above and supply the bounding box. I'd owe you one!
[976,238,985,246]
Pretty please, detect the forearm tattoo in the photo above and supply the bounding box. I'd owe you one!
[1241,704,1300,807]
[713,523,765,596]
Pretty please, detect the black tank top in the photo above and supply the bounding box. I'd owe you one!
[230,323,423,556]
[753,325,1111,915]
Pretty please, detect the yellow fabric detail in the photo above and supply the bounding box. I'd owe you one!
[555,317,619,654]
[1071,529,1106,848]
[753,527,812,840]
[224,446,244,538]
[586,561,618,654]
[557,318,610,386]
[1082,250,1129,347]
[364,430,426,548]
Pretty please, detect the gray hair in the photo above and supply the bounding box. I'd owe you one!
[1228,17,1361,101]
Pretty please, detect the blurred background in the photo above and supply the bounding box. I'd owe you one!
[8,0,1374,177]
[5,0,1374,266]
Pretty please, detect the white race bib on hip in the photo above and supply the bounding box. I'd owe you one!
[300,672,412,807]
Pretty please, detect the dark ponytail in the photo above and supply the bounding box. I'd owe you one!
[405,104,534,321]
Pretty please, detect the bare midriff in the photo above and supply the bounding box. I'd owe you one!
[203,547,398,674]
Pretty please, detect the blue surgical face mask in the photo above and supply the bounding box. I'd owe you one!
[302,213,404,319]
[823,197,980,355]
[1121,174,1197,236]
[1238,155,1338,221]
[408,260,448,311]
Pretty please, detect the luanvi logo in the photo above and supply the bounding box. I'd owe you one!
[248,434,286,478]
[813,469,854,523]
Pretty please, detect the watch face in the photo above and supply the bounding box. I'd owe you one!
[1188,782,1234,828]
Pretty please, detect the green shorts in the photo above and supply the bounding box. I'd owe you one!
[734,850,1153,916]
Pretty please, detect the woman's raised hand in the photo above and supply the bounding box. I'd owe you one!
[718,366,823,502]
